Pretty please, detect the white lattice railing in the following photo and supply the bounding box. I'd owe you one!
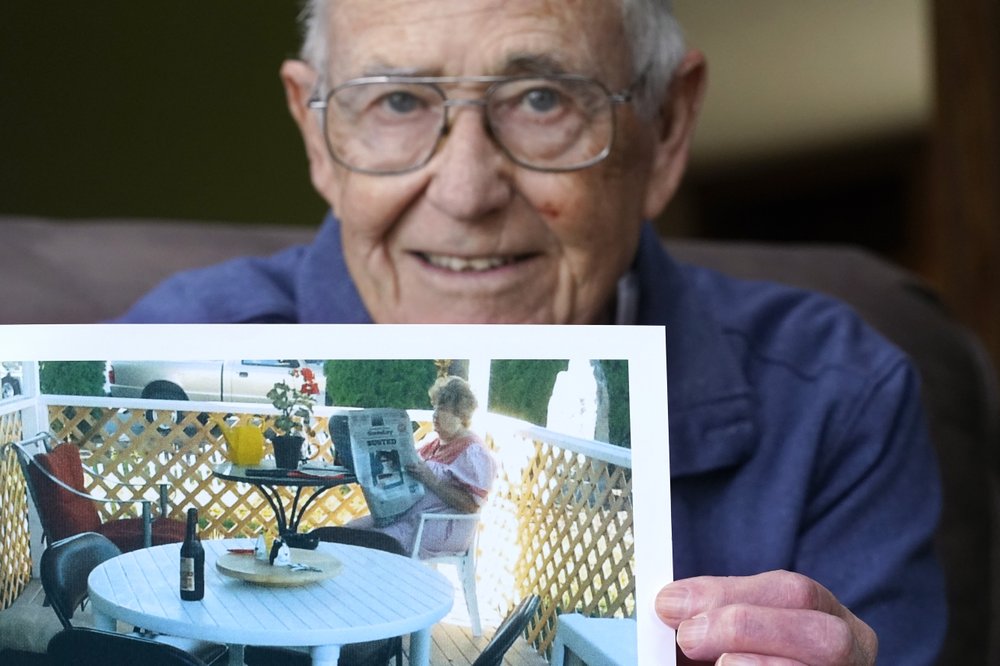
[42,396,375,536]
[3,395,633,655]
[0,398,31,611]
[480,416,634,654]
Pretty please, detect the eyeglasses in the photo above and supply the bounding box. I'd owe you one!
[307,74,635,175]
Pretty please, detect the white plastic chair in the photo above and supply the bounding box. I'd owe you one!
[411,512,483,636]
[550,614,637,666]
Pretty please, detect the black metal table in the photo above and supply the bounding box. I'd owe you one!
[212,462,355,547]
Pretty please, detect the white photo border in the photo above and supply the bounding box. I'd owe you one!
[0,323,673,664]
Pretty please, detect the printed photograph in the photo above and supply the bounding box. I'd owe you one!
[0,324,670,665]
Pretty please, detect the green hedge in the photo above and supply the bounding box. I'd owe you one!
[39,361,107,396]
[602,360,631,448]
[489,360,631,448]
[324,360,439,409]
[488,360,567,426]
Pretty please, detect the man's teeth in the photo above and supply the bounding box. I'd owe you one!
[424,254,513,272]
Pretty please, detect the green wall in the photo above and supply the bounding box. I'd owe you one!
[1,1,327,225]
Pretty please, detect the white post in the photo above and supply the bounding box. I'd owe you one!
[466,356,491,430]
[20,360,43,436]
[19,361,46,576]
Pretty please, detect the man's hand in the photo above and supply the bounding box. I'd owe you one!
[655,570,877,665]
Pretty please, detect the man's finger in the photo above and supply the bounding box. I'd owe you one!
[675,605,873,666]
[657,570,850,624]
[657,571,877,665]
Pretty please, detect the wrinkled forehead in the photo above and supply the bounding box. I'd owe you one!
[325,0,630,83]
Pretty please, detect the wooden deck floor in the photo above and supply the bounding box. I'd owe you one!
[412,582,548,666]
[1,578,548,666]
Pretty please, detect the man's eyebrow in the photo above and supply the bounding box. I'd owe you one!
[350,55,576,79]
[365,68,429,77]
[499,54,573,77]
[357,62,442,78]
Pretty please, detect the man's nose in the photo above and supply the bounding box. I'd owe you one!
[424,105,512,221]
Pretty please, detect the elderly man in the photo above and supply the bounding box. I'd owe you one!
[119,1,944,663]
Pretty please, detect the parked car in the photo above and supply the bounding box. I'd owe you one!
[1,361,22,399]
[108,359,328,405]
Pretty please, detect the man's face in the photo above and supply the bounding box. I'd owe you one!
[303,0,670,324]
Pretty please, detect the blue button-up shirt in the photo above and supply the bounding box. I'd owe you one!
[119,215,946,663]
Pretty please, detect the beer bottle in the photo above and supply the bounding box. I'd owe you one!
[179,507,205,601]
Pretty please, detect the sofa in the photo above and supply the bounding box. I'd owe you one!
[1,216,316,324]
[2,213,998,664]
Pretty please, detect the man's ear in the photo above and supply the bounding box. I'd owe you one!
[280,59,338,204]
[642,49,707,220]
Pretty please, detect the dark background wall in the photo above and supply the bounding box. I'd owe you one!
[1,0,929,234]
[1,1,326,225]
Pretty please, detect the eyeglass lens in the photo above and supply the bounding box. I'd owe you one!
[322,77,616,174]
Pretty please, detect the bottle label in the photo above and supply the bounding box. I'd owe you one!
[180,557,196,592]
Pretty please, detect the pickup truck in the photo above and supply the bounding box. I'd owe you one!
[2,361,22,399]
[108,359,328,405]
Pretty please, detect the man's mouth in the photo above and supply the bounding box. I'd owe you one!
[419,253,520,272]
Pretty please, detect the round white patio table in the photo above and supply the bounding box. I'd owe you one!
[87,538,454,666]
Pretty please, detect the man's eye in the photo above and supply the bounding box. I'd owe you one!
[522,88,562,113]
[382,91,423,114]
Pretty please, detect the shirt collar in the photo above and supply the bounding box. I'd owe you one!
[296,212,373,323]
[614,270,640,325]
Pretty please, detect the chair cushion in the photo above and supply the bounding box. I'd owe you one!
[29,442,102,542]
[98,517,188,553]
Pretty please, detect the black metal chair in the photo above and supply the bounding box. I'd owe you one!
[48,627,208,666]
[243,526,407,666]
[12,432,186,551]
[309,525,408,557]
[472,595,541,666]
[41,532,121,629]
[40,532,227,665]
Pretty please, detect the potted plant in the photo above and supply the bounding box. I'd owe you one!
[266,367,319,468]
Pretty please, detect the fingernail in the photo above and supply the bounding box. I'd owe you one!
[656,586,691,620]
[719,655,757,666]
[676,615,708,652]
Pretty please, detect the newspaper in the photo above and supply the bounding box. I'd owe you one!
[345,408,425,526]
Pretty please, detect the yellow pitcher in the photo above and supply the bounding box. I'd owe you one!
[220,424,266,466]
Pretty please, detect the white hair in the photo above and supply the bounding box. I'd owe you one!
[618,0,687,116]
[297,0,686,117]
